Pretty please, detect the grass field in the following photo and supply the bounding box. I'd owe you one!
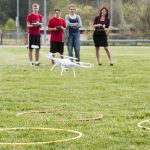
[0,46,149,150]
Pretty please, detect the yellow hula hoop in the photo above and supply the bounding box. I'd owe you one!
[16,110,103,122]
[0,127,82,146]
[138,120,150,130]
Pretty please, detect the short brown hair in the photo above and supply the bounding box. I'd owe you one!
[68,4,76,9]
[32,3,39,8]
[54,8,61,12]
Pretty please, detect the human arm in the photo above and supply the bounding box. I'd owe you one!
[49,25,65,31]
[48,27,58,31]
[47,19,58,31]
[94,24,104,28]
[60,25,66,31]
[104,19,110,32]
[77,15,82,28]
[93,16,102,28]
[65,15,79,28]
[61,19,67,31]
[55,26,65,31]
[93,16,105,28]
[33,15,42,27]
[27,22,34,28]
[27,15,34,28]
[27,14,42,28]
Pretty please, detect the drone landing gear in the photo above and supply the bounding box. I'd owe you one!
[51,63,59,71]
[72,68,76,77]
[60,67,76,77]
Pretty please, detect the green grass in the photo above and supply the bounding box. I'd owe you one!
[0,46,149,150]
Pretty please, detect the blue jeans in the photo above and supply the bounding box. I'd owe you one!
[67,33,80,62]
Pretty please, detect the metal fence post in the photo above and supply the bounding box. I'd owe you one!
[0,33,3,45]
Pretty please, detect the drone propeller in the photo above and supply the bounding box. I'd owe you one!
[75,62,94,68]
[47,53,94,77]
[60,55,78,60]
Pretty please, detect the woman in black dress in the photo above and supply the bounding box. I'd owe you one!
[93,7,113,66]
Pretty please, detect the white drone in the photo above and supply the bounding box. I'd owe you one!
[47,53,94,77]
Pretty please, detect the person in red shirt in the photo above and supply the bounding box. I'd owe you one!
[27,3,42,66]
[48,9,66,64]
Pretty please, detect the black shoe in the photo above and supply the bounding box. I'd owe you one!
[110,63,113,66]
[98,63,102,66]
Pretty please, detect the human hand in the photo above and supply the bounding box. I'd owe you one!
[96,24,101,27]
[56,26,63,30]
[32,22,42,27]
[53,27,58,31]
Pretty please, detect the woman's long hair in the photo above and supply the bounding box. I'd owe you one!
[99,7,109,19]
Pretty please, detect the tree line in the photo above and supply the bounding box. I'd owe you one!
[0,0,149,38]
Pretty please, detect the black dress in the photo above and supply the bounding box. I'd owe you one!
[93,16,110,47]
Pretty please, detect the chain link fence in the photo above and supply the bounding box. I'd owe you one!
[0,32,26,45]
[0,31,149,46]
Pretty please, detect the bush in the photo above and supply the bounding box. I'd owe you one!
[2,18,16,32]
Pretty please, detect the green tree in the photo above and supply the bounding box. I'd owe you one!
[0,0,16,25]
[0,0,28,30]
[2,18,16,32]
[19,1,28,30]
[123,0,150,37]
[77,5,95,28]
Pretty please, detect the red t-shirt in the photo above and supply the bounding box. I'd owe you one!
[27,13,42,35]
[48,17,66,42]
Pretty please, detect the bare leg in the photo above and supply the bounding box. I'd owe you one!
[104,47,113,65]
[51,53,55,65]
[60,51,64,59]
[35,49,40,62]
[29,49,33,61]
[95,47,101,65]
[34,49,40,66]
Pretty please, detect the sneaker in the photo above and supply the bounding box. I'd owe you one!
[30,62,34,66]
[35,62,40,66]
[110,63,113,66]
